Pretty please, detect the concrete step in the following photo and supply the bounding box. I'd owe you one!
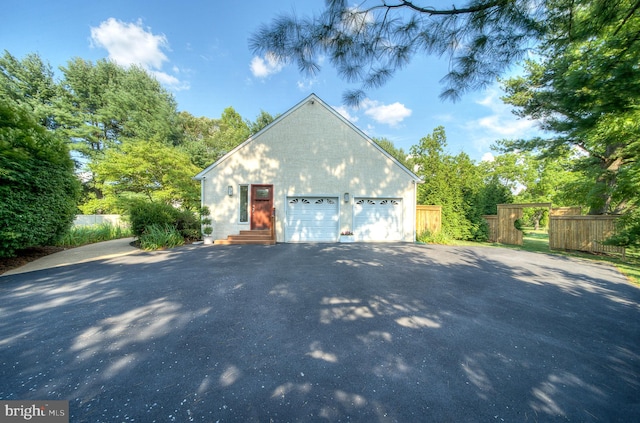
[214,238,275,245]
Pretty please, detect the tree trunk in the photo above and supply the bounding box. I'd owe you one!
[588,146,623,215]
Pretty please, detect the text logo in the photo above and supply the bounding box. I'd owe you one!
[0,401,68,423]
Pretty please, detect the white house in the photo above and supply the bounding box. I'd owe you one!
[194,94,422,244]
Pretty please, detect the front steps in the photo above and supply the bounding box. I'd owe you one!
[214,230,275,245]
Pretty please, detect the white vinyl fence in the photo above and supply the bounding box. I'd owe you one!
[73,214,125,227]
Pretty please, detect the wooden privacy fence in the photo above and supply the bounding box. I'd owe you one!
[416,205,442,234]
[483,215,498,242]
[549,215,624,255]
[482,203,625,256]
[489,203,551,245]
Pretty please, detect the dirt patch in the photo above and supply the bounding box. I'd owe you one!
[0,246,66,275]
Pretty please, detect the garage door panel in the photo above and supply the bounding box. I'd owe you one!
[285,197,339,242]
[354,198,402,241]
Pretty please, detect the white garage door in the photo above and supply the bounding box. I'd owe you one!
[285,197,339,242]
[354,198,403,241]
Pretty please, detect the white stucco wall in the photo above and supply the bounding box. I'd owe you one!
[197,96,418,242]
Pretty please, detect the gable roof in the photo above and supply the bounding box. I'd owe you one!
[194,93,422,182]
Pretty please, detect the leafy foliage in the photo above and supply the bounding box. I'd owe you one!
[90,139,200,212]
[410,126,505,241]
[0,51,58,129]
[373,137,410,167]
[500,0,640,243]
[251,0,546,103]
[0,98,80,257]
[127,201,198,241]
[177,107,272,169]
[57,59,180,161]
[604,209,640,248]
[55,223,132,248]
[138,224,185,251]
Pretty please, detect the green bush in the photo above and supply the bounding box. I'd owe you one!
[127,200,199,245]
[470,219,489,242]
[0,101,80,257]
[417,230,453,245]
[514,218,525,232]
[139,224,184,250]
[128,201,177,237]
[173,208,199,240]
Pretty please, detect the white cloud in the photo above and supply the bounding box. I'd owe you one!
[250,52,283,78]
[481,152,495,162]
[296,78,317,91]
[333,105,358,123]
[361,99,412,127]
[464,87,541,153]
[90,18,169,69]
[90,18,186,90]
[150,70,190,91]
[474,89,537,137]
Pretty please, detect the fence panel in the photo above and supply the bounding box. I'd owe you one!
[482,215,498,242]
[416,205,442,234]
[74,214,124,227]
[549,215,624,255]
[497,205,523,245]
[550,207,582,216]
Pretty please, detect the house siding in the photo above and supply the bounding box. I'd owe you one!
[198,95,418,242]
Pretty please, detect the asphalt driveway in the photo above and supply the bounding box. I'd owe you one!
[1,243,638,422]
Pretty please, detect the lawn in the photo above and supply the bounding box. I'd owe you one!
[470,228,640,285]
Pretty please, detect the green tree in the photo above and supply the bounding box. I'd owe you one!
[57,58,180,161]
[178,107,252,169]
[500,0,640,217]
[177,111,220,169]
[0,98,80,257]
[485,147,581,228]
[0,51,58,129]
[87,139,200,213]
[212,107,251,155]
[373,137,410,167]
[56,58,184,211]
[249,109,278,134]
[410,126,488,240]
[251,0,547,103]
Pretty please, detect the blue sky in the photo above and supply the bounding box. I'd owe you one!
[3,0,540,162]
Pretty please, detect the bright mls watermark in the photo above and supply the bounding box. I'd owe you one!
[0,401,68,423]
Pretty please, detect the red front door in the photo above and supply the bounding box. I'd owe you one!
[251,185,273,230]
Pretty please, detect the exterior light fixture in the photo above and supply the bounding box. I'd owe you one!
[228,185,233,196]
[344,192,349,203]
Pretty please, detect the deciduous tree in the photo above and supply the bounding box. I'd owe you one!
[500,0,640,219]
[88,139,200,213]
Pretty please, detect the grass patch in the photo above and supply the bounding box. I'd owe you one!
[521,229,550,253]
[441,227,640,286]
[56,223,132,248]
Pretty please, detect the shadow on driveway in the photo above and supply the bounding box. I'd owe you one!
[1,243,638,422]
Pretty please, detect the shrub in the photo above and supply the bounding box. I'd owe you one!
[128,201,178,237]
[417,230,453,245]
[127,200,199,246]
[173,208,199,240]
[139,224,184,250]
[0,101,80,257]
[55,223,132,248]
